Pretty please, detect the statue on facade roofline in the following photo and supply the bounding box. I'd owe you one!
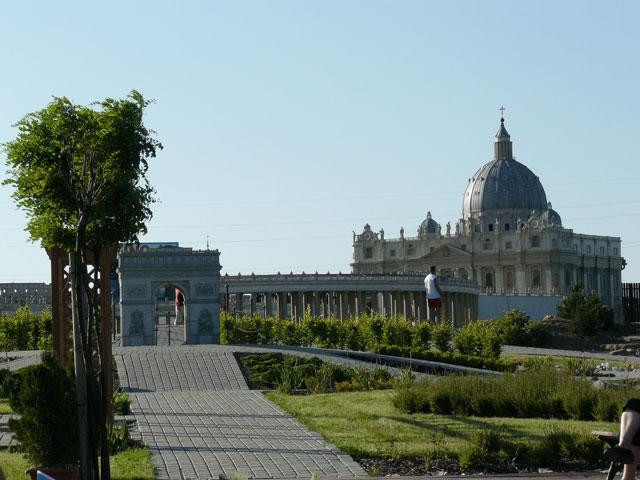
[446,222,451,237]
[380,228,384,240]
[400,226,404,238]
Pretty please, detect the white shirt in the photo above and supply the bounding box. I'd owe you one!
[424,273,440,299]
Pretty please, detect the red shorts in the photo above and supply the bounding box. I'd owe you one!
[427,298,442,309]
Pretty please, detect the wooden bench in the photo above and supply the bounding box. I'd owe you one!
[592,431,640,480]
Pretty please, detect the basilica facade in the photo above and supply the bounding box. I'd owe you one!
[351,117,625,321]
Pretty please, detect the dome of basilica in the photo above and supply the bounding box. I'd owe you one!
[462,118,548,219]
[539,202,562,226]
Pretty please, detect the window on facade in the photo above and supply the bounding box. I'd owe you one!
[614,247,619,255]
[532,269,541,288]
[485,272,494,289]
[532,236,540,247]
[390,249,396,257]
[506,271,514,289]
[552,238,558,247]
[553,273,560,288]
[365,247,372,259]
[573,244,578,253]
[600,246,605,255]
[430,247,434,253]
[461,244,466,250]
[504,223,510,231]
[505,241,513,250]
[488,224,494,232]
[483,241,492,251]
[586,245,592,254]
[565,270,571,287]
[407,246,415,255]
[474,224,480,232]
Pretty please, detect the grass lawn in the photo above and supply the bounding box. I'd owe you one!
[504,353,638,370]
[0,448,155,480]
[268,389,618,459]
[0,399,11,414]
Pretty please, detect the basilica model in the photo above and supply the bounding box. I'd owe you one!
[352,116,625,320]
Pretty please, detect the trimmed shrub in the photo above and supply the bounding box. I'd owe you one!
[412,322,431,348]
[453,321,502,359]
[8,353,78,468]
[432,321,454,353]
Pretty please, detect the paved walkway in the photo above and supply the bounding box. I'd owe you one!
[113,345,367,479]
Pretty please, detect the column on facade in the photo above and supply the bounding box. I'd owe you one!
[495,267,504,293]
[544,266,552,295]
[356,291,365,317]
[235,293,244,314]
[348,292,356,319]
[369,291,379,314]
[382,291,391,317]
[265,292,274,317]
[250,293,257,316]
[401,292,409,318]
[339,292,349,320]
[310,291,319,317]
[294,292,305,322]
[277,291,286,319]
[583,269,588,292]
[413,291,424,321]
[515,265,525,294]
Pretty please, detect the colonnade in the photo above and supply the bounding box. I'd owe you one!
[225,289,478,326]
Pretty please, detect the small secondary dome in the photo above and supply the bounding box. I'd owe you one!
[540,202,562,226]
[418,211,439,236]
[462,117,548,219]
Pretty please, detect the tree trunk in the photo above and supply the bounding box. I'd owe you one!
[69,215,94,480]
[91,247,111,480]
[70,244,94,480]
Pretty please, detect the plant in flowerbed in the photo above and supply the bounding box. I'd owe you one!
[223,310,553,374]
[235,352,394,393]
[393,365,634,421]
[8,352,81,479]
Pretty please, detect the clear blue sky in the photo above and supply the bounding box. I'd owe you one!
[1,1,639,282]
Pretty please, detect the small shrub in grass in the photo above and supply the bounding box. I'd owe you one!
[305,364,337,393]
[412,322,431,348]
[108,422,143,454]
[113,392,131,415]
[432,321,453,353]
[458,430,516,469]
[392,386,430,413]
[528,427,601,469]
[454,321,502,359]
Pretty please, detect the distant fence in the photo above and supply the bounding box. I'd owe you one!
[623,283,640,323]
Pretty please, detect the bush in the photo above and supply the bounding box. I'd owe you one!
[113,392,131,415]
[558,286,613,336]
[0,368,15,397]
[412,322,431,348]
[458,430,515,469]
[453,321,502,359]
[432,321,454,353]
[8,352,78,468]
[0,307,52,352]
[393,366,632,420]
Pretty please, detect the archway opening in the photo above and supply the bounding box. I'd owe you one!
[154,284,187,345]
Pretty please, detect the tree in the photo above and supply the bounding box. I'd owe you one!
[3,91,161,479]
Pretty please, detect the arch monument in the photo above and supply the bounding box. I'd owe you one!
[118,245,221,346]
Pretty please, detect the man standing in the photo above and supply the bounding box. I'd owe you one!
[424,266,442,323]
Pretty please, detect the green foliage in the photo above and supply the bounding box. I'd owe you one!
[3,91,162,250]
[453,320,502,359]
[238,353,393,393]
[108,422,143,454]
[0,368,17,398]
[558,286,613,336]
[431,321,454,352]
[8,353,78,468]
[113,392,131,415]
[393,366,633,421]
[375,344,518,372]
[411,321,432,348]
[458,429,512,469]
[0,306,52,352]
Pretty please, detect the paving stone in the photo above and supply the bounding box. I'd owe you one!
[114,345,367,479]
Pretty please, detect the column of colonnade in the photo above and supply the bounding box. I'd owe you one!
[222,289,478,326]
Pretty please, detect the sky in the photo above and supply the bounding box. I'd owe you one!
[0,1,639,282]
